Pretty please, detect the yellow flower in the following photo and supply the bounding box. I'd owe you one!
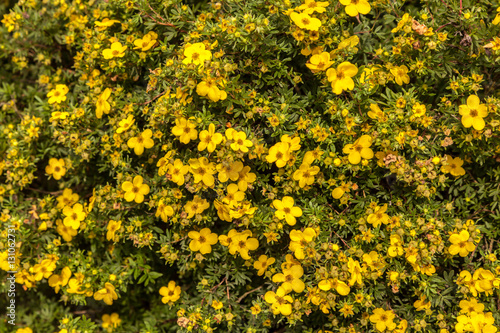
[440,155,465,177]
[156,199,174,222]
[211,300,223,310]
[343,135,373,164]
[167,159,190,186]
[102,313,121,330]
[292,163,320,188]
[102,42,127,59]
[172,117,198,144]
[449,230,475,257]
[367,204,390,227]
[289,228,316,259]
[47,84,69,104]
[326,62,358,94]
[56,219,78,242]
[414,295,431,311]
[198,123,223,152]
[318,278,350,295]
[196,78,227,102]
[306,52,333,72]
[332,182,350,199]
[46,158,66,180]
[15,328,33,333]
[251,304,262,315]
[264,286,293,316]
[340,0,371,17]
[369,308,397,332]
[95,88,112,119]
[459,298,484,315]
[297,0,330,14]
[56,188,79,209]
[228,232,259,259]
[188,228,218,254]
[184,195,209,219]
[189,157,216,187]
[127,129,154,155]
[273,196,302,226]
[116,115,135,133]
[133,32,157,51]
[347,258,362,286]
[106,220,122,241]
[230,131,253,153]
[159,281,181,303]
[390,65,410,85]
[48,266,71,293]
[62,203,86,229]
[182,42,212,66]
[493,7,500,25]
[272,264,305,293]
[253,255,275,276]
[216,161,243,183]
[122,175,150,203]
[367,103,386,122]
[459,95,488,130]
[266,142,291,168]
[388,234,404,257]
[290,12,322,31]
[94,18,120,28]
[94,283,118,305]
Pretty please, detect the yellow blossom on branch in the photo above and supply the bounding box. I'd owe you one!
[127,129,154,155]
[102,42,127,59]
[159,281,181,303]
[94,283,118,305]
[45,158,66,180]
[188,228,218,254]
[343,135,374,165]
[121,176,150,203]
[290,12,321,31]
[339,0,371,17]
[326,62,358,94]
[459,95,488,130]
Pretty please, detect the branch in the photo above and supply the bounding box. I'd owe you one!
[237,286,263,303]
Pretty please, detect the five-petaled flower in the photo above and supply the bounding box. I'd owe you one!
[183,42,212,66]
[46,158,66,180]
[63,203,86,229]
[290,12,322,31]
[326,62,358,94]
[94,282,118,305]
[127,129,154,155]
[449,230,476,257]
[188,228,218,254]
[122,176,150,203]
[343,135,374,164]
[440,155,466,177]
[459,95,488,130]
[47,84,69,104]
[172,117,198,144]
[159,281,182,303]
[102,42,127,59]
[273,196,303,226]
[340,0,371,17]
[264,286,294,316]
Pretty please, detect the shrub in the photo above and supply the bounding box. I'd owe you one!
[1,0,500,332]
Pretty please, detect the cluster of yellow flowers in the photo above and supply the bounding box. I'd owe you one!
[3,0,500,331]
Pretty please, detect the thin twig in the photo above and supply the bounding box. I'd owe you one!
[237,286,263,303]
[141,91,167,105]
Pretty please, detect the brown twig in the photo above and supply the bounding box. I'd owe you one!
[237,286,263,303]
[141,91,167,105]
